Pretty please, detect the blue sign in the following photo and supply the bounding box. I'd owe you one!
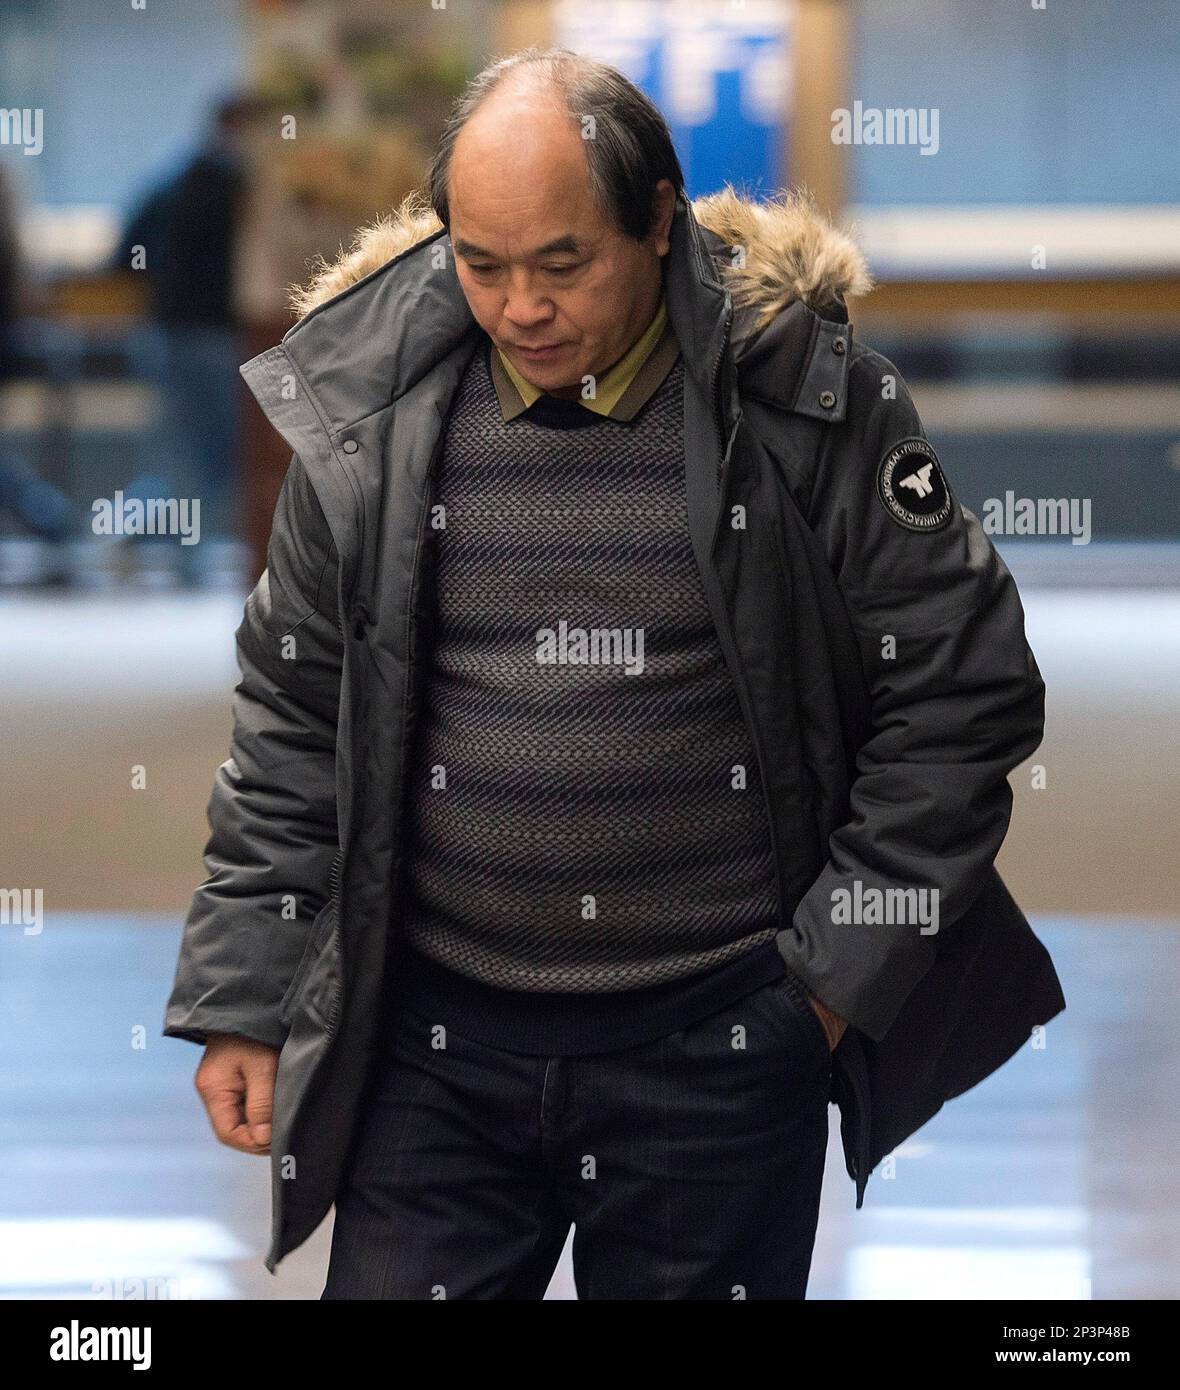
[555,0,793,199]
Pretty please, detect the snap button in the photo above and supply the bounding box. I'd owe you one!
[832,337,846,355]
[342,439,358,454]
[819,390,837,409]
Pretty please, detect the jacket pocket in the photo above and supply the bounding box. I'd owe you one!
[278,861,342,1026]
[774,968,832,1065]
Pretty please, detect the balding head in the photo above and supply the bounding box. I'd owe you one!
[434,47,681,398]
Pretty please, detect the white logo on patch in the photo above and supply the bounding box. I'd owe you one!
[898,463,935,498]
[877,438,952,532]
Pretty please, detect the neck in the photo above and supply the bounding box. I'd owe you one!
[545,378,586,402]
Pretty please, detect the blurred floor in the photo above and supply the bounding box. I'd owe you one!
[1,588,1177,1298]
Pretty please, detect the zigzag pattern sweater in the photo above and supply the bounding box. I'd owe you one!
[389,337,788,1053]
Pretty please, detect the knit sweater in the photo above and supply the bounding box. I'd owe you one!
[388,334,787,1052]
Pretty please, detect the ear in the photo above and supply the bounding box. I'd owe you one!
[651,179,677,257]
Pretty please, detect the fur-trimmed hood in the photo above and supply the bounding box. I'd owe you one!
[239,182,873,532]
[287,183,872,329]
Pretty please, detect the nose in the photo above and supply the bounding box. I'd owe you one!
[502,270,555,330]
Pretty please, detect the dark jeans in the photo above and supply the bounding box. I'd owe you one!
[322,974,832,1300]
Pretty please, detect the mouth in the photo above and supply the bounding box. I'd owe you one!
[513,342,568,361]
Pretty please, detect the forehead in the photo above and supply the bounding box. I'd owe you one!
[448,100,609,255]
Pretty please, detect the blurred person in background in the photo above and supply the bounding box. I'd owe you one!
[111,94,257,586]
[0,160,77,581]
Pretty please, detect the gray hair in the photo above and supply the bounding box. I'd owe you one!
[427,46,685,242]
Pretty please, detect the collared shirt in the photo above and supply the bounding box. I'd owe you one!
[489,293,680,423]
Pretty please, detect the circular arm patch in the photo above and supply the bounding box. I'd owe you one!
[876,437,953,532]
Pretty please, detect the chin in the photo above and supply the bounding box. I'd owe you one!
[515,354,582,386]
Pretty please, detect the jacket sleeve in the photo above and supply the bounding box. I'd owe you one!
[779,347,1046,1042]
[162,452,343,1049]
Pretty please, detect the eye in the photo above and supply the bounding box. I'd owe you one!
[467,264,497,275]
[543,264,580,276]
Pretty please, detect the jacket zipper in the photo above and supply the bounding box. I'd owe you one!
[321,523,356,1041]
[703,308,787,939]
[710,308,734,493]
[390,438,439,888]
[321,848,344,1039]
[716,566,786,940]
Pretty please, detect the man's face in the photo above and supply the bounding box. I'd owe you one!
[447,91,674,400]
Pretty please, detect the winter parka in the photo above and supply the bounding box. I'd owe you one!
[163,186,1066,1273]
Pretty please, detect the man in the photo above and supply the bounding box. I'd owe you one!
[164,47,1065,1299]
[0,161,77,573]
[114,94,255,584]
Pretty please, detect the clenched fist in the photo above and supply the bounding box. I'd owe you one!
[194,1033,280,1155]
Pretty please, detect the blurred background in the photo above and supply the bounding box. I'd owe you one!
[1,0,1177,1300]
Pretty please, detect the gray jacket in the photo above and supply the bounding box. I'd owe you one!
[164,187,1066,1272]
